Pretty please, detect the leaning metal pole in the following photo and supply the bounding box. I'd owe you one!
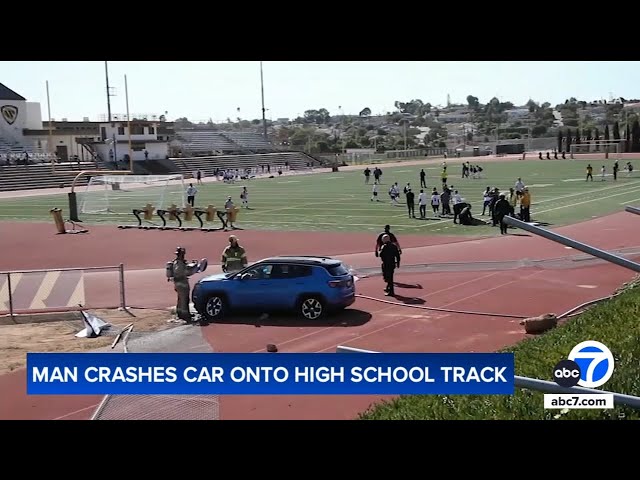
[335,346,640,409]
[625,206,640,216]
[502,216,640,273]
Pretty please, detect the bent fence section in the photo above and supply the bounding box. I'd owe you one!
[0,264,126,321]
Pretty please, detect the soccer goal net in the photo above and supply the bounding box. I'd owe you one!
[570,141,622,160]
[79,174,185,215]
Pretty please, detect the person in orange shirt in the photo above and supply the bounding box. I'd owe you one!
[520,187,531,222]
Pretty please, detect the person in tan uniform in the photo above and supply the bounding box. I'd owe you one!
[167,246,200,322]
[221,235,248,272]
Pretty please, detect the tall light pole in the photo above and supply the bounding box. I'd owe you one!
[125,74,133,172]
[105,61,112,122]
[260,62,268,139]
[46,80,55,172]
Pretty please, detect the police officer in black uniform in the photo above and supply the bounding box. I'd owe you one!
[379,234,401,296]
[375,225,401,257]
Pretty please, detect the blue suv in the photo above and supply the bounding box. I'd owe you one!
[192,256,356,321]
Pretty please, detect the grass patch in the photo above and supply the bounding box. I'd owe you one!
[360,282,640,420]
[1,158,640,235]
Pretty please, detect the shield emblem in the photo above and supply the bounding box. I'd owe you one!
[1,105,18,125]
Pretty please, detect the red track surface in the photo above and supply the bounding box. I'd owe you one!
[0,211,639,420]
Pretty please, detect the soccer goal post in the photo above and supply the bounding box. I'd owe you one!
[79,174,185,215]
[570,141,622,160]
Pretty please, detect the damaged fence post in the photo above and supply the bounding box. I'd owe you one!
[7,272,15,324]
[118,263,127,310]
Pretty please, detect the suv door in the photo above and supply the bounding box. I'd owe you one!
[259,264,314,310]
[233,264,274,309]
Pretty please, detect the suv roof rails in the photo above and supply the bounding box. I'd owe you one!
[273,255,335,260]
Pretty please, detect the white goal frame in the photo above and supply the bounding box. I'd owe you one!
[570,141,622,160]
[80,174,185,215]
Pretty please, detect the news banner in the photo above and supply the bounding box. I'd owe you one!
[27,353,515,395]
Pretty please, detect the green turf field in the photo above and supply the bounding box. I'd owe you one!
[1,158,639,236]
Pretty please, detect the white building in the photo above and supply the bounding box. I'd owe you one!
[504,108,530,120]
[0,83,43,145]
[91,118,171,162]
[0,82,173,162]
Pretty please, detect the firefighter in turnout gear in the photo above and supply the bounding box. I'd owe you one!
[221,235,248,272]
[167,247,200,322]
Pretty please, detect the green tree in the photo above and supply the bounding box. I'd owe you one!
[532,125,547,136]
[594,127,600,151]
[557,129,563,152]
[303,109,331,124]
[613,121,621,140]
[632,120,640,152]
[566,128,572,152]
[604,124,610,142]
[466,95,480,110]
[394,99,426,115]
[575,128,581,145]
[625,124,631,152]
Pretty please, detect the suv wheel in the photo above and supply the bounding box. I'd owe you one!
[204,294,226,321]
[299,296,324,320]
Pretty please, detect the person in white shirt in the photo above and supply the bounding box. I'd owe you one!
[601,165,606,181]
[186,183,197,207]
[389,183,400,204]
[482,187,491,216]
[515,177,525,193]
[216,196,237,230]
[371,183,380,202]
[240,186,249,208]
[418,189,427,218]
[431,190,441,215]
[452,190,463,205]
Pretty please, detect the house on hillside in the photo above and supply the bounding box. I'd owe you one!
[504,108,530,120]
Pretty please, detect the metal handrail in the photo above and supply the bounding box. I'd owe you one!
[0,265,122,275]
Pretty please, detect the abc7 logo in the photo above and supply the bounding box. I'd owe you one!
[552,341,615,389]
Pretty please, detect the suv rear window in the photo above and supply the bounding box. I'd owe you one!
[325,264,349,276]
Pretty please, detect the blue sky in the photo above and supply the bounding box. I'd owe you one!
[1,61,639,123]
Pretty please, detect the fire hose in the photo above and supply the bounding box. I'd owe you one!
[353,293,620,321]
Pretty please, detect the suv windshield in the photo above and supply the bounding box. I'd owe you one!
[326,263,349,276]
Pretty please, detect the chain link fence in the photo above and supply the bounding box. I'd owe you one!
[91,325,220,420]
[0,264,125,321]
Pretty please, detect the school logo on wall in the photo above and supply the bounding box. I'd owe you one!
[1,105,19,125]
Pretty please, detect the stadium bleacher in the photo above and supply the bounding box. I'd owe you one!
[174,130,277,155]
[0,135,41,156]
[0,128,327,191]
[223,132,275,152]
[0,162,98,192]
[168,151,321,179]
[175,131,245,154]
